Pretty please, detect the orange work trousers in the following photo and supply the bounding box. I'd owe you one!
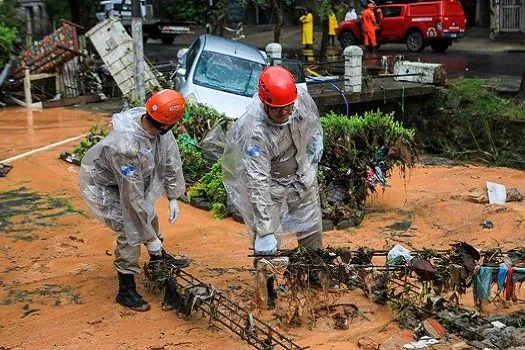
[363,28,377,47]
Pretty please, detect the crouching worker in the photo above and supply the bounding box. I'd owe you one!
[79,89,190,312]
[222,66,324,307]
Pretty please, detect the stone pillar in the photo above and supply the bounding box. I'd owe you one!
[265,43,282,61]
[344,45,363,93]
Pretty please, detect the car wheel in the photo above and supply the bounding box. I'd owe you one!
[405,31,425,52]
[340,32,357,49]
[430,40,450,53]
[161,35,175,45]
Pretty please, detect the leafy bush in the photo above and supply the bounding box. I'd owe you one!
[164,0,206,23]
[0,22,17,67]
[319,110,416,227]
[176,134,208,185]
[188,160,228,219]
[176,101,226,142]
[73,124,110,158]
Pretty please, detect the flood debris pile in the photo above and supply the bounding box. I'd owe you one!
[143,261,306,350]
[0,20,119,107]
[256,242,525,347]
[319,111,417,229]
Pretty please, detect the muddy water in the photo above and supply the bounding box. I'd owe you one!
[0,107,524,349]
[0,107,110,160]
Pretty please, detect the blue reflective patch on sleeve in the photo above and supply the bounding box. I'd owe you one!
[246,145,261,157]
[120,165,136,176]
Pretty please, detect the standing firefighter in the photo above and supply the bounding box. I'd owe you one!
[299,8,314,48]
[223,66,324,257]
[361,2,378,51]
[79,89,190,312]
[328,11,338,46]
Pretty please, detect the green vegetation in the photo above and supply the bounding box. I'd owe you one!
[423,78,525,166]
[72,124,110,158]
[176,134,208,185]
[447,79,523,121]
[177,101,225,142]
[319,110,416,227]
[188,160,228,219]
[0,22,17,67]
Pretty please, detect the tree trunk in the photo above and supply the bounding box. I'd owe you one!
[516,68,525,103]
[68,0,80,25]
[68,0,96,34]
[271,0,282,43]
[319,18,329,61]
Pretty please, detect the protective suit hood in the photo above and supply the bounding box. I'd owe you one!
[112,107,154,140]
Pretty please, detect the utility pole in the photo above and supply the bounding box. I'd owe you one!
[132,0,145,103]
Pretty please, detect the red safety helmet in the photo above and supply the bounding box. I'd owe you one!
[145,89,186,125]
[258,66,298,107]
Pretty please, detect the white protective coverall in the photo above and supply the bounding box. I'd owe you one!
[222,87,323,246]
[79,108,185,272]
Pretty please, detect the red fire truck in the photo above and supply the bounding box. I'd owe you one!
[336,0,467,52]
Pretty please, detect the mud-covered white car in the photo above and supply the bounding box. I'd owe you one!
[171,34,268,119]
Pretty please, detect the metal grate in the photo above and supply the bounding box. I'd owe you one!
[157,266,306,350]
[500,0,522,32]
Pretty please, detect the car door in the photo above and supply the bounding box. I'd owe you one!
[379,6,404,42]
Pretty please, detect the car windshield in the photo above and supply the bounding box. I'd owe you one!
[193,50,264,97]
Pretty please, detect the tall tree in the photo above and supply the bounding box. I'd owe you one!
[270,0,283,42]
[318,0,333,61]
[246,0,295,43]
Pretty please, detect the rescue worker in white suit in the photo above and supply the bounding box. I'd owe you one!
[223,65,324,257]
[79,89,189,312]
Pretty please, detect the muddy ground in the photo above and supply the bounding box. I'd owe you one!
[0,106,524,350]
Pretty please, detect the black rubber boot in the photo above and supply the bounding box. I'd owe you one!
[266,274,277,310]
[149,249,190,268]
[116,272,151,312]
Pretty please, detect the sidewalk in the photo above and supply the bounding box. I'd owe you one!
[178,23,525,54]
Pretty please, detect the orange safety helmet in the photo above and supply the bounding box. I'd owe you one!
[145,89,186,125]
[258,66,298,107]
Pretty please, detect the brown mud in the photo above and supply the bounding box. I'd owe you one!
[0,107,524,350]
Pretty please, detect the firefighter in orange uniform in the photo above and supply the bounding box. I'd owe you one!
[361,2,378,51]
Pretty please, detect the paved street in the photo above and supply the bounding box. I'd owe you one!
[145,25,525,80]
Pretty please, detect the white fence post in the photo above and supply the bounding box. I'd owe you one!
[344,45,363,93]
[265,43,282,61]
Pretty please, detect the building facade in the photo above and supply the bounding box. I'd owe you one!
[17,0,51,41]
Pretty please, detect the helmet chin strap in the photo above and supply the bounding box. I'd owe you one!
[144,113,175,134]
